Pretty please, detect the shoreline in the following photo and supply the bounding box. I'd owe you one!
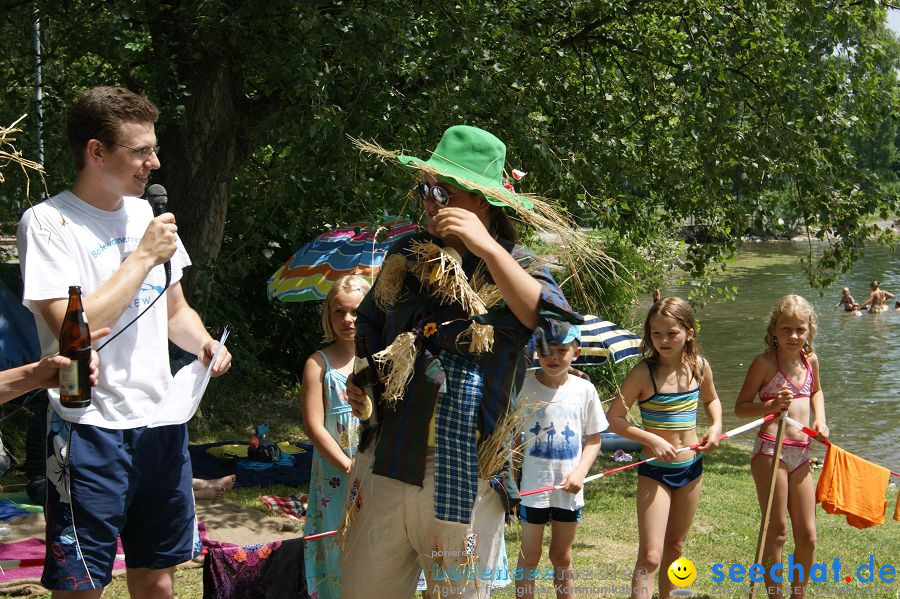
[743,218,899,243]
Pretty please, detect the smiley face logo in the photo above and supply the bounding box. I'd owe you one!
[667,556,697,588]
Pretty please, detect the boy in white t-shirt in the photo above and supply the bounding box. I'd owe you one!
[514,324,606,599]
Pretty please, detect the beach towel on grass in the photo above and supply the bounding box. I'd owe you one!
[207,441,305,460]
[0,501,29,522]
[259,495,306,521]
[189,441,313,488]
[0,537,125,584]
[0,493,43,515]
[815,444,890,529]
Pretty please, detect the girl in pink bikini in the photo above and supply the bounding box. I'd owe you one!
[735,295,829,599]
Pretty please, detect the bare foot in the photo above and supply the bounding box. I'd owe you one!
[193,475,236,491]
[192,475,236,501]
[194,487,220,501]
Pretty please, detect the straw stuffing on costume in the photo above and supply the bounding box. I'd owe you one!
[372,254,408,310]
[408,240,495,353]
[477,397,537,481]
[1,115,49,200]
[372,331,418,405]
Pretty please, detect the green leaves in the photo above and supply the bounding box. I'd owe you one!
[1,0,898,395]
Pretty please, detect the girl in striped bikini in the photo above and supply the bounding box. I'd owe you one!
[735,295,828,599]
[608,297,723,599]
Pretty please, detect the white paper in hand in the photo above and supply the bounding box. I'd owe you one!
[150,327,230,427]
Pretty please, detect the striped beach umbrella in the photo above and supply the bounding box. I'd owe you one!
[574,314,642,365]
[528,314,641,366]
[266,218,418,302]
[530,314,641,366]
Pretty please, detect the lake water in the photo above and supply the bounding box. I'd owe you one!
[667,241,898,471]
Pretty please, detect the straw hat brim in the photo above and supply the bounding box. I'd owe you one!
[396,154,534,211]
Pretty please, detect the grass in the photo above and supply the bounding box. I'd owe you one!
[20,437,897,598]
[187,384,306,444]
[490,440,899,598]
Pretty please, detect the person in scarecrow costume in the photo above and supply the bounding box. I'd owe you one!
[341,125,586,598]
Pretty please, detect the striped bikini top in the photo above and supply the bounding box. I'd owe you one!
[638,359,702,431]
[759,352,812,401]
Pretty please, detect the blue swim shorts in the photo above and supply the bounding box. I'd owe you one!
[518,504,582,524]
[637,455,703,490]
[42,410,196,591]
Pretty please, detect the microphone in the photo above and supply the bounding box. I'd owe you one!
[145,184,172,289]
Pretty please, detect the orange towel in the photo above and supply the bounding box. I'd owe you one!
[815,444,890,528]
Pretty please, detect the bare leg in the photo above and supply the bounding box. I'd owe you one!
[548,520,577,599]
[658,476,703,599]
[515,521,546,599]
[126,566,176,599]
[786,463,817,599]
[632,475,672,599]
[751,455,790,599]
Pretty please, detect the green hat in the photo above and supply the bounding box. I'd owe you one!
[396,125,533,210]
[352,128,616,318]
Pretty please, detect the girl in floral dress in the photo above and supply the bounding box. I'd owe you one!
[301,275,370,599]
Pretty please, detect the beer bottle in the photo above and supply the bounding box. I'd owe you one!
[58,285,92,408]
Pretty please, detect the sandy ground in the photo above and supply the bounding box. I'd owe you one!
[0,500,302,596]
[193,498,302,545]
[2,499,301,548]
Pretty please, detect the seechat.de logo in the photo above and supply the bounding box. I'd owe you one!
[711,554,897,585]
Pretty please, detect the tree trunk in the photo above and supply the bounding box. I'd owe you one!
[155,59,240,304]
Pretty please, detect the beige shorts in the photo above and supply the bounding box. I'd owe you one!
[340,448,505,599]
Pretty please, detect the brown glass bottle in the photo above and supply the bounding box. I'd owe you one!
[58,285,92,408]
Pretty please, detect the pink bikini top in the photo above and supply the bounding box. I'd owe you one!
[759,352,812,400]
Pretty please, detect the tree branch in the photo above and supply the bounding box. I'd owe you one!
[555,0,653,49]
[595,34,679,69]
[0,0,33,13]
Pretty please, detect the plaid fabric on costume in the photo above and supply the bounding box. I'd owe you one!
[434,351,482,524]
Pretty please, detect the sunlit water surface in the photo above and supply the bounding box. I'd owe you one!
[666,242,898,470]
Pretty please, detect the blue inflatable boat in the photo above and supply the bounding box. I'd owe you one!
[599,431,642,453]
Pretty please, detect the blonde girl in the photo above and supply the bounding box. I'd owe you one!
[735,295,827,599]
[301,274,370,599]
[608,297,723,599]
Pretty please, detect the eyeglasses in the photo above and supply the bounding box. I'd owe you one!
[111,142,160,160]
[415,182,451,207]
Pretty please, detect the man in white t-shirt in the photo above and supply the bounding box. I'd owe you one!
[514,324,605,599]
[16,86,231,598]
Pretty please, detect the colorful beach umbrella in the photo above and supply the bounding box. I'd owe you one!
[266,218,418,302]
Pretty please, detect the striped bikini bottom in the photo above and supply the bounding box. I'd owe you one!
[751,431,811,473]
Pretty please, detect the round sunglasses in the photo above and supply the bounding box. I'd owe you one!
[415,182,451,207]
